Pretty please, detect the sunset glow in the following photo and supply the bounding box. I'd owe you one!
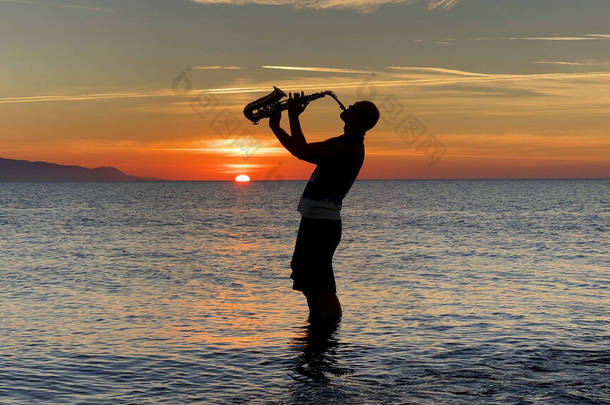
[2,1,608,402]
[0,0,608,180]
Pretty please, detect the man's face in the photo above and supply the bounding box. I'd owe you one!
[340,103,359,123]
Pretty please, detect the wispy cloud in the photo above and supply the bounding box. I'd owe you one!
[501,34,610,41]
[190,65,242,70]
[55,2,112,12]
[218,163,271,174]
[464,34,610,42]
[0,90,178,104]
[189,0,461,13]
[221,163,267,169]
[0,0,112,13]
[534,61,589,66]
[5,65,610,105]
[160,139,286,157]
[0,0,35,4]
[506,36,600,41]
[427,0,460,10]
[388,66,490,76]
[262,65,373,74]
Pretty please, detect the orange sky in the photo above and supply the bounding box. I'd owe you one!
[1,75,608,180]
[1,1,609,180]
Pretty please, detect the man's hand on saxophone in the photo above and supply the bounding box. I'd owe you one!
[268,89,308,128]
[287,91,308,118]
[287,91,309,157]
[267,90,309,161]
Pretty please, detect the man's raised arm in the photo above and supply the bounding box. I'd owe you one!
[268,91,357,165]
[288,92,357,164]
[266,91,309,159]
[287,91,309,160]
[269,110,295,155]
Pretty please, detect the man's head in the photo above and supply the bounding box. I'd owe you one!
[340,100,380,134]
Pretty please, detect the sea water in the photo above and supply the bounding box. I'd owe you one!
[1,180,608,404]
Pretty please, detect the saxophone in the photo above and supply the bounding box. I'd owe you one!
[243,86,346,124]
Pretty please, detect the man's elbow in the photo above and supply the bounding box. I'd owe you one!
[291,149,306,160]
[293,150,319,164]
[291,145,307,160]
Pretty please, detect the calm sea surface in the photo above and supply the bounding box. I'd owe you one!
[1,180,608,404]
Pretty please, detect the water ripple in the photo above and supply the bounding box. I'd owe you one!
[1,180,608,403]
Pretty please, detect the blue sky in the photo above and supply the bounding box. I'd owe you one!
[3,0,610,93]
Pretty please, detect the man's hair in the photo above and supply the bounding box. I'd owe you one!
[354,101,380,132]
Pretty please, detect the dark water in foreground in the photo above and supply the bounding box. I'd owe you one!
[1,180,609,404]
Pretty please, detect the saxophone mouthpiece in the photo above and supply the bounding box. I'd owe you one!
[328,92,346,111]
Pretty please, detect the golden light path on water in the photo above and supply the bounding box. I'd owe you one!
[1,180,608,403]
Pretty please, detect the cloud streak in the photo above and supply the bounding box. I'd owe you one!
[190,65,242,70]
[534,61,589,66]
[158,139,286,157]
[5,65,610,105]
[388,66,490,76]
[474,34,610,42]
[0,0,112,13]
[506,36,602,41]
[427,0,460,10]
[262,65,373,74]
[189,0,460,13]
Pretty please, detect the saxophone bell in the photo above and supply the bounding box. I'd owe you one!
[243,86,286,125]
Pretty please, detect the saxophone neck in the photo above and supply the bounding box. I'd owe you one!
[304,90,346,110]
[304,91,331,102]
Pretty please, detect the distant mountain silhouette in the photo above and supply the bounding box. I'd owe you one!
[0,157,159,182]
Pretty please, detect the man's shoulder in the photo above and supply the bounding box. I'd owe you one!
[324,135,363,148]
[321,135,345,144]
[304,135,363,165]
[309,135,349,149]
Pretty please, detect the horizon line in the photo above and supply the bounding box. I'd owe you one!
[2,177,608,183]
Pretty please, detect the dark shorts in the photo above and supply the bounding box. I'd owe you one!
[290,216,342,294]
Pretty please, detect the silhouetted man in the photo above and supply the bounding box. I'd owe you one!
[269,91,379,321]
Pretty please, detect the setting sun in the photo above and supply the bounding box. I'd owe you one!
[235,174,251,182]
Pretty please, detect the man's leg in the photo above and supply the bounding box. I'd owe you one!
[304,291,322,319]
[316,291,342,319]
